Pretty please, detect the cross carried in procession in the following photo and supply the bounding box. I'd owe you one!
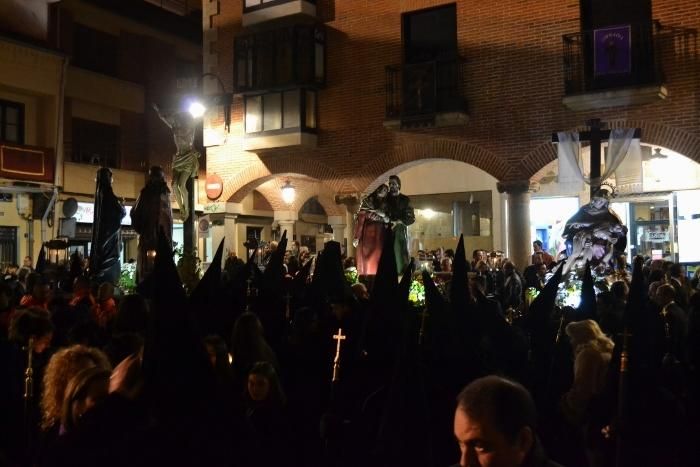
[552,118,641,197]
[331,328,346,383]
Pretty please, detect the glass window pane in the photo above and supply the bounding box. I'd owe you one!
[236,57,248,87]
[283,90,300,128]
[263,93,282,131]
[5,107,18,125]
[315,43,324,81]
[305,91,316,128]
[277,40,294,85]
[245,96,262,133]
[5,125,17,142]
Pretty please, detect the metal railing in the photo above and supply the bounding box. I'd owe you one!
[385,57,467,124]
[563,21,664,95]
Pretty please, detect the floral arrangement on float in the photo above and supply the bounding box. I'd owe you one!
[344,267,359,285]
[118,262,137,295]
[408,279,426,307]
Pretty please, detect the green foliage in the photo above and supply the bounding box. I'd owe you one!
[344,267,359,285]
[408,279,426,307]
[118,262,137,295]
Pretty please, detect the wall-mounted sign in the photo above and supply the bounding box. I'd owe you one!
[594,25,632,76]
[205,173,224,200]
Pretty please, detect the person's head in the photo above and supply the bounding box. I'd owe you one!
[532,240,543,253]
[269,241,279,253]
[610,281,628,301]
[60,367,111,432]
[591,188,611,209]
[536,263,547,278]
[32,281,51,303]
[373,183,389,199]
[203,334,229,369]
[96,167,113,187]
[476,260,488,275]
[41,345,111,430]
[669,263,683,279]
[565,319,614,354]
[650,259,664,272]
[388,175,401,196]
[23,256,33,268]
[148,166,166,183]
[9,307,53,353]
[654,283,676,307]
[351,282,369,301]
[454,376,536,467]
[503,261,515,276]
[441,257,453,273]
[247,361,285,406]
[73,276,91,296]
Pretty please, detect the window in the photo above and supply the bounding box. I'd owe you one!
[245,89,317,134]
[0,100,25,144]
[0,226,17,270]
[402,4,457,63]
[73,24,119,77]
[234,25,325,92]
[71,118,121,168]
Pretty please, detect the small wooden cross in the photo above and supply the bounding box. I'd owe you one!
[332,328,347,382]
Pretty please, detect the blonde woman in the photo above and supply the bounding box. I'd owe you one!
[41,345,111,433]
[560,319,614,424]
[60,367,111,433]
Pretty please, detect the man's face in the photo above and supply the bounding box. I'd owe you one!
[454,408,529,467]
[532,243,542,253]
[388,178,400,195]
[23,257,32,267]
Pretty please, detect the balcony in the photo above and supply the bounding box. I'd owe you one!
[384,57,468,130]
[242,0,316,27]
[62,161,145,200]
[562,21,666,111]
[0,142,54,184]
[234,24,325,94]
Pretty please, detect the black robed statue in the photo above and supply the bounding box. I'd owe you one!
[131,166,173,282]
[89,167,126,285]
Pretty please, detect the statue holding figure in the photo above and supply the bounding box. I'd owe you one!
[131,166,174,282]
[152,103,199,222]
[353,183,390,276]
[89,167,126,285]
[562,186,627,275]
[385,175,415,274]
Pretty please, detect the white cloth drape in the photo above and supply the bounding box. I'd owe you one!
[614,138,643,192]
[557,131,584,194]
[557,128,639,189]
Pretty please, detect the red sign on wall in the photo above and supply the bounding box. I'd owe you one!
[205,173,223,200]
[0,143,55,184]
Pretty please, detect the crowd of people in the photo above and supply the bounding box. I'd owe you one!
[1,228,699,467]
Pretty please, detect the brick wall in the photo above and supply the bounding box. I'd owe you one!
[206,0,700,203]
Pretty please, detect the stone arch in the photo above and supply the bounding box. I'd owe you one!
[237,174,344,216]
[516,120,700,181]
[224,157,350,204]
[356,139,507,193]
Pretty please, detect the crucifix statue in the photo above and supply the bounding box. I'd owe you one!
[331,328,346,383]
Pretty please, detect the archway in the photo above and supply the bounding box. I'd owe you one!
[362,158,505,261]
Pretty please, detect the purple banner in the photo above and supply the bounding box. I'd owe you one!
[594,25,632,76]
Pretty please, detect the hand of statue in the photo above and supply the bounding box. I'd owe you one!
[152,103,160,112]
[352,239,359,248]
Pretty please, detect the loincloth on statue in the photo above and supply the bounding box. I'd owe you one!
[172,150,200,177]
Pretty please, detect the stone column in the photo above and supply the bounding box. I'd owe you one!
[497,180,532,271]
[223,213,238,262]
[335,195,360,259]
[327,214,346,253]
[274,210,298,247]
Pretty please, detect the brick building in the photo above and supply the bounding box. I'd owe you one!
[201,0,699,269]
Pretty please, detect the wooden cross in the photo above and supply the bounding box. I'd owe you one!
[418,308,430,345]
[332,328,347,383]
[552,119,641,197]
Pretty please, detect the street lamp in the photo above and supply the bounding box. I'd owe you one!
[187,72,232,131]
[281,180,296,205]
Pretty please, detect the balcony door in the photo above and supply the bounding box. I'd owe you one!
[401,5,458,118]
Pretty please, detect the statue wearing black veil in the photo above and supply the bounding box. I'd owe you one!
[131,166,174,282]
[89,167,126,285]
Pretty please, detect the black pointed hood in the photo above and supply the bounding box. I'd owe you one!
[35,245,47,274]
[370,227,398,307]
[422,269,445,311]
[398,258,415,305]
[527,261,563,333]
[189,238,225,335]
[449,234,471,311]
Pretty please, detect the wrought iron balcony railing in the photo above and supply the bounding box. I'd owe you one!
[385,57,467,126]
[563,21,664,95]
